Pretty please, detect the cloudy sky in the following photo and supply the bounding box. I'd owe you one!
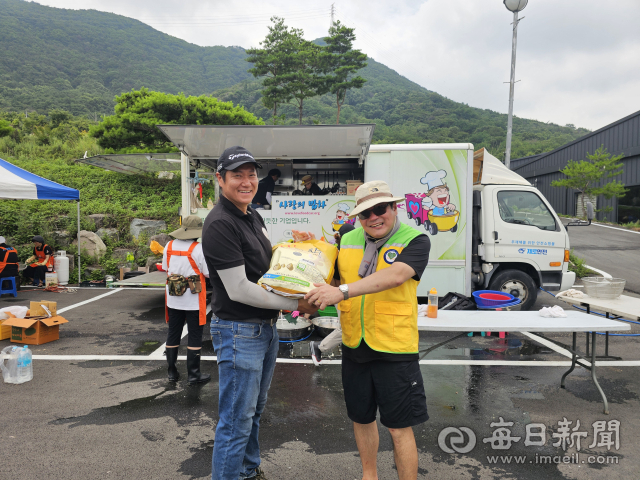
[37,0,640,131]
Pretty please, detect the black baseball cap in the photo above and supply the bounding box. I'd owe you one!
[216,146,262,173]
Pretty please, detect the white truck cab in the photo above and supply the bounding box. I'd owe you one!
[471,149,575,309]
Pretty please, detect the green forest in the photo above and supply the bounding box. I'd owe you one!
[0,0,590,160]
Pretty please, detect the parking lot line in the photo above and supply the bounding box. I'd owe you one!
[521,332,574,358]
[29,355,640,366]
[57,288,123,314]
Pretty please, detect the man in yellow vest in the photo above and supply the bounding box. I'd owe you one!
[306,180,431,480]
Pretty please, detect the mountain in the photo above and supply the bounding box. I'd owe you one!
[0,0,253,116]
[0,0,590,158]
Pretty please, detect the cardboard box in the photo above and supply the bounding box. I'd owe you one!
[30,301,57,317]
[45,272,58,287]
[2,315,68,345]
[346,181,363,196]
[0,317,11,341]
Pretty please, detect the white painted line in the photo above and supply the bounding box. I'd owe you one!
[584,264,612,279]
[148,304,212,358]
[57,289,123,314]
[591,222,640,235]
[30,355,640,366]
[521,332,575,359]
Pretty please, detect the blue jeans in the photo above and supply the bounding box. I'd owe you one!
[210,317,279,480]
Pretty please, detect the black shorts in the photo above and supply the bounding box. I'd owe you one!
[342,357,429,429]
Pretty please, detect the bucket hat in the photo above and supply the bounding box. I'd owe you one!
[169,215,203,240]
[349,180,404,218]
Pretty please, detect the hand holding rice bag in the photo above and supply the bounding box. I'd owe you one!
[258,239,338,296]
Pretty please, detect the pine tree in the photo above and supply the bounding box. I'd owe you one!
[551,145,627,218]
[322,21,367,124]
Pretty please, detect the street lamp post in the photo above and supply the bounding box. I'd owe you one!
[503,0,528,169]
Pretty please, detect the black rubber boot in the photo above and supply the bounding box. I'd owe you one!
[187,349,210,385]
[166,348,180,382]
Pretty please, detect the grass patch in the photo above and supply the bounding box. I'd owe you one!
[568,251,596,278]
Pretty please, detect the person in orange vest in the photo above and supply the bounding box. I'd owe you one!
[0,236,20,289]
[22,235,53,287]
[162,215,210,385]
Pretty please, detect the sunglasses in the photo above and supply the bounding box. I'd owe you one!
[358,203,391,220]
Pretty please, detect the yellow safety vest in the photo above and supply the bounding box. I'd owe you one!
[337,223,422,354]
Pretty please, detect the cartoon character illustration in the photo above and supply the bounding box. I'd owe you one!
[404,169,460,235]
[332,203,354,231]
[421,170,456,215]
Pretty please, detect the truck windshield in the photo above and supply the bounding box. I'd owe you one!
[497,191,557,231]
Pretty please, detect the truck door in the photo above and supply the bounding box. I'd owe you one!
[493,188,566,285]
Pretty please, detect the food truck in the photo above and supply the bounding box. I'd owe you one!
[79,124,575,310]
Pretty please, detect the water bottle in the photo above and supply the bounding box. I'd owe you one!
[16,345,33,384]
[428,288,438,318]
[0,346,19,383]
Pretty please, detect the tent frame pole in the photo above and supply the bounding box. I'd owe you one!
[77,200,81,285]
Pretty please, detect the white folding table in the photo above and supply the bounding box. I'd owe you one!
[557,294,640,358]
[417,310,630,414]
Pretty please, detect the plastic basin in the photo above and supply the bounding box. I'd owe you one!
[472,290,516,307]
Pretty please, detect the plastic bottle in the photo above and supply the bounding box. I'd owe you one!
[427,288,438,318]
[16,345,33,384]
[0,346,19,383]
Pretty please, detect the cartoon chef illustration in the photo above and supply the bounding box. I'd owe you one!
[420,170,456,216]
[332,203,353,231]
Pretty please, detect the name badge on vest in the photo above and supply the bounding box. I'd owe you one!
[383,249,399,264]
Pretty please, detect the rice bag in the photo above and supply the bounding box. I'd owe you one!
[258,239,338,296]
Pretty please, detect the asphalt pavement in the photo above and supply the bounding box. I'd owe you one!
[2,287,640,480]
[564,222,640,294]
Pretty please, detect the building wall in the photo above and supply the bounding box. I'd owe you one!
[512,110,640,222]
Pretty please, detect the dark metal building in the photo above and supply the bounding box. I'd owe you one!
[511,110,640,223]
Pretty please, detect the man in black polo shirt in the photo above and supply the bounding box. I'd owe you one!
[202,146,316,480]
[251,168,281,209]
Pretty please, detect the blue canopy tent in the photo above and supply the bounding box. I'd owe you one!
[0,157,82,284]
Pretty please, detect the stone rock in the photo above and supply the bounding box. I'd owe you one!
[87,214,112,230]
[96,228,119,240]
[130,218,167,239]
[50,230,72,248]
[112,248,132,265]
[146,256,161,272]
[148,233,172,248]
[72,230,107,260]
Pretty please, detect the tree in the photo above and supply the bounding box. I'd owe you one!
[247,17,328,125]
[246,17,295,122]
[0,119,13,138]
[551,145,627,218]
[90,88,263,152]
[323,21,367,124]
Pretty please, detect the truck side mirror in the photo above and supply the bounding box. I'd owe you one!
[586,202,594,222]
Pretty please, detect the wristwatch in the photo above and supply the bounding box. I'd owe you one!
[338,284,349,300]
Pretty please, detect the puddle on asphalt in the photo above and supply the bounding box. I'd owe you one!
[278,340,341,359]
[135,340,161,355]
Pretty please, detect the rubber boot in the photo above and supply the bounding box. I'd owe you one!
[187,349,210,385]
[166,348,180,382]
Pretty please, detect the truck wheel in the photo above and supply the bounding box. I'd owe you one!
[415,217,422,226]
[427,222,438,235]
[488,269,537,311]
[407,211,413,220]
[451,223,458,233]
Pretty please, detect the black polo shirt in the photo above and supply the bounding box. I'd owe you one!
[202,195,277,321]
